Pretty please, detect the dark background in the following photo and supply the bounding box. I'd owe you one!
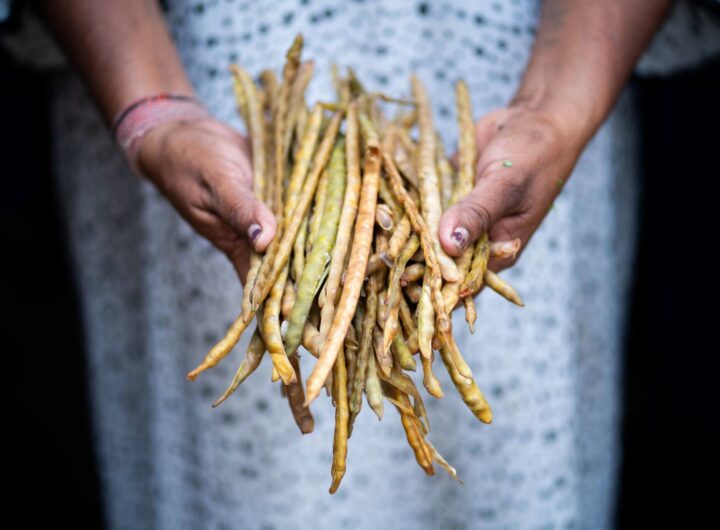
[3,33,719,530]
[616,55,720,528]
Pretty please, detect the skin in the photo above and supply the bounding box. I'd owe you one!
[41,0,672,281]
[438,0,673,273]
[39,0,276,283]
[137,118,275,282]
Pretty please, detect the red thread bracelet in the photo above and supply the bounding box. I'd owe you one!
[111,93,210,177]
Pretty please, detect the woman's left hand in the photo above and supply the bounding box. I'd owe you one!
[438,103,583,272]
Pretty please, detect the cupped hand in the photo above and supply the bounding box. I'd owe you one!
[439,104,583,272]
[136,117,276,283]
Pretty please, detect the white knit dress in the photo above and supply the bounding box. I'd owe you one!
[48,1,720,529]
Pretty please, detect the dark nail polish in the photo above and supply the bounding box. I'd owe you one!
[248,223,262,242]
[451,227,469,250]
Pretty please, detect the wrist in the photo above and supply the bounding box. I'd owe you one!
[112,93,210,177]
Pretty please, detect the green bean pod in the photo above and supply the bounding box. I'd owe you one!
[284,138,347,356]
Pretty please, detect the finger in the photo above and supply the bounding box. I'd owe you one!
[184,205,255,275]
[235,134,253,187]
[237,133,251,157]
[226,190,277,252]
[438,161,525,257]
[475,111,504,152]
[227,238,252,284]
[486,213,536,273]
[213,176,277,253]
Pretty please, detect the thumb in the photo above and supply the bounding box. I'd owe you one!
[439,162,520,257]
[217,184,277,252]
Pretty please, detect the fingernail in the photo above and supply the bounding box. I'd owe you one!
[248,223,262,242]
[451,227,469,251]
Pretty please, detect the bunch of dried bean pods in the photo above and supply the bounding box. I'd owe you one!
[187,35,524,492]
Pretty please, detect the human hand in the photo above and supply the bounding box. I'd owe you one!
[439,104,582,273]
[136,117,276,283]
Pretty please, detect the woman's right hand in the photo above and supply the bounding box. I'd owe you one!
[136,116,276,283]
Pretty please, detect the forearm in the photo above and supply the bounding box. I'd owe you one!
[39,0,193,124]
[513,0,672,145]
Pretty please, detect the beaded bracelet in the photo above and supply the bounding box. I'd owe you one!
[111,92,210,177]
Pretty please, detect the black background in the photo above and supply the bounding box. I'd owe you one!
[3,46,719,530]
[617,56,720,528]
